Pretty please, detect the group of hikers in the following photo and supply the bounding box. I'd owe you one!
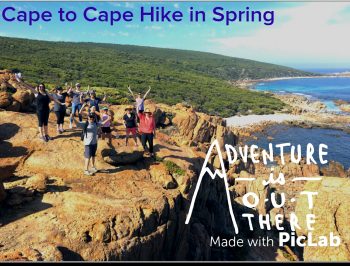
[16,74,156,176]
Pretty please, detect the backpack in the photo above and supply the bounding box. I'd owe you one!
[81,121,89,141]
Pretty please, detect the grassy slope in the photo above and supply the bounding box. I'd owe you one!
[0,36,315,117]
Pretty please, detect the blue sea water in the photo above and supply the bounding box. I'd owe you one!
[247,125,350,170]
[251,70,350,169]
[254,77,350,112]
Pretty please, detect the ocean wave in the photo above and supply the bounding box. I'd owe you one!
[294,92,312,98]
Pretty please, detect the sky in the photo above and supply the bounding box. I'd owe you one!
[0,1,350,70]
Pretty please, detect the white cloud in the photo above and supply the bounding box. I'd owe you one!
[145,25,163,31]
[118,31,129,37]
[125,2,135,9]
[126,24,140,29]
[209,3,350,67]
[109,2,121,8]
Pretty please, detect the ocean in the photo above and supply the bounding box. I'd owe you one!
[254,76,350,112]
[250,69,350,170]
[247,125,350,170]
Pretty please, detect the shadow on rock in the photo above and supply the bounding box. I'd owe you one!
[0,176,70,226]
[0,123,20,141]
[56,246,84,261]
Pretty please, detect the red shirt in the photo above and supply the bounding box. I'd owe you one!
[138,113,156,134]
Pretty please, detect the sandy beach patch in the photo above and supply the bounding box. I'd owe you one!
[225,113,300,127]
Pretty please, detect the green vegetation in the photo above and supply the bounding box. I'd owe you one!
[0,36,316,117]
[164,161,186,177]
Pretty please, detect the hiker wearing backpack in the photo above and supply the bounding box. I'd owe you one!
[73,114,101,176]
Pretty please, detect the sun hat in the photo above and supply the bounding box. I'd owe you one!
[125,106,133,111]
[75,83,81,87]
[102,107,108,111]
[144,108,152,114]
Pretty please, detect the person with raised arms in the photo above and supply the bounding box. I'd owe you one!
[87,90,107,113]
[128,85,151,114]
[15,73,66,142]
[69,83,85,129]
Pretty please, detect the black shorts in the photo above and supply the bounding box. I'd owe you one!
[101,127,111,133]
[37,110,50,127]
[84,144,97,158]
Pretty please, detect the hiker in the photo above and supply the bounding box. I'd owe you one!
[100,107,113,145]
[15,74,65,142]
[73,114,101,176]
[128,85,151,114]
[52,86,69,134]
[123,106,138,146]
[108,109,119,139]
[69,83,85,129]
[138,108,156,157]
[87,90,107,113]
[79,102,101,121]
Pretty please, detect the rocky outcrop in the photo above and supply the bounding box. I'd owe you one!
[1,96,349,262]
[321,161,348,178]
[295,177,350,261]
[274,94,326,114]
[0,108,207,261]
[0,70,35,112]
[149,163,177,189]
[111,101,237,148]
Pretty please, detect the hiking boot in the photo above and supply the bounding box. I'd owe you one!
[84,170,93,176]
[45,135,52,141]
[40,136,48,142]
[90,167,98,174]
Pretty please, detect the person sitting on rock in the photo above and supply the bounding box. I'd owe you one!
[123,106,138,147]
[15,74,66,142]
[128,85,151,114]
[69,83,86,129]
[73,114,101,176]
[138,108,156,157]
[52,86,69,135]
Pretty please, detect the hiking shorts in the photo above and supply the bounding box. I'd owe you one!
[84,144,97,158]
